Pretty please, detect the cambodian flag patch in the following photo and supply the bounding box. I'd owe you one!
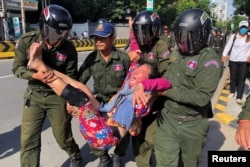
[56,52,67,62]
[113,64,123,71]
[187,60,197,70]
[147,52,155,60]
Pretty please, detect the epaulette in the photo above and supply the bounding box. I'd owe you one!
[200,47,220,61]
[20,31,37,39]
[116,47,127,55]
[86,50,98,62]
[203,47,211,54]
[199,47,210,57]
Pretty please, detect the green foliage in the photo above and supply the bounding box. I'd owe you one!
[176,0,196,15]
[233,0,250,16]
[196,0,211,15]
[228,15,248,31]
[210,0,249,32]
[159,0,210,29]
[26,0,211,25]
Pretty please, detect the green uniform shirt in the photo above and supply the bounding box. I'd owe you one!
[160,33,175,50]
[209,35,225,48]
[161,47,222,116]
[78,47,130,103]
[238,95,250,120]
[140,38,170,75]
[12,30,78,90]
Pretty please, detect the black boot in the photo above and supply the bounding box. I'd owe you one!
[70,156,83,167]
[112,154,121,167]
[97,152,112,167]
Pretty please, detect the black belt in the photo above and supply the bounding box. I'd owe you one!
[28,86,55,97]
[36,90,55,96]
[168,112,205,123]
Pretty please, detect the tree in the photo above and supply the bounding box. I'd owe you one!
[159,0,210,28]
[25,0,211,25]
[228,15,248,32]
[233,0,250,16]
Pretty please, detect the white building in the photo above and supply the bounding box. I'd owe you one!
[211,0,229,21]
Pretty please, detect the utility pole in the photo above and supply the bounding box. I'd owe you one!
[41,0,44,9]
[41,0,48,9]
[21,0,25,34]
[2,0,8,40]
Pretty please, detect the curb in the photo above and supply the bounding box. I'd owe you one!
[213,67,238,129]
[0,39,128,59]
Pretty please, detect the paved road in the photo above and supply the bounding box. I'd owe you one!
[0,53,243,167]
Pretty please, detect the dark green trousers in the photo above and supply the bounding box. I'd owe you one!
[134,97,165,167]
[90,132,130,157]
[20,89,81,167]
[91,101,157,165]
[134,119,157,167]
[155,112,209,167]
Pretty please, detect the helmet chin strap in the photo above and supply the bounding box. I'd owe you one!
[45,37,63,48]
[44,40,53,49]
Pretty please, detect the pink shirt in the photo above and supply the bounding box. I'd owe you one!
[130,30,140,51]
[141,78,172,91]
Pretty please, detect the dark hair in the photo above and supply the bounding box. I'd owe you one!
[139,62,160,79]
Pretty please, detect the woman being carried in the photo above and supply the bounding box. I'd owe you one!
[27,41,171,150]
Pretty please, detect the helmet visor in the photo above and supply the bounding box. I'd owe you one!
[133,24,153,47]
[42,25,69,46]
[175,29,201,54]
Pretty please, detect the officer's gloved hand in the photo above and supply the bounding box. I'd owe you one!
[61,84,89,107]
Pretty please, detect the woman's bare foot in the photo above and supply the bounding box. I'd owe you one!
[27,42,47,71]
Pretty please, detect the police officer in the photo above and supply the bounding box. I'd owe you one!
[12,5,83,167]
[161,25,176,52]
[78,20,130,167]
[209,28,225,56]
[128,10,170,167]
[235,94,250,150]
[133,8,222,167]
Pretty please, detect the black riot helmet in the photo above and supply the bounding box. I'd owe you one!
[132,10,161,51]
[174,8,211,55]
[39,5,72,47]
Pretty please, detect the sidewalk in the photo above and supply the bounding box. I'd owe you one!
[213,66,250,128]
[197,66,246,167]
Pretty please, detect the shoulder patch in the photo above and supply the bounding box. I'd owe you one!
[199,48,220,68]
[204,60,220,68]
[162,50,171,58]
[147,52,155,60]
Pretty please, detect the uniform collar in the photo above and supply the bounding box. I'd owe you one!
[94,47,119,62]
